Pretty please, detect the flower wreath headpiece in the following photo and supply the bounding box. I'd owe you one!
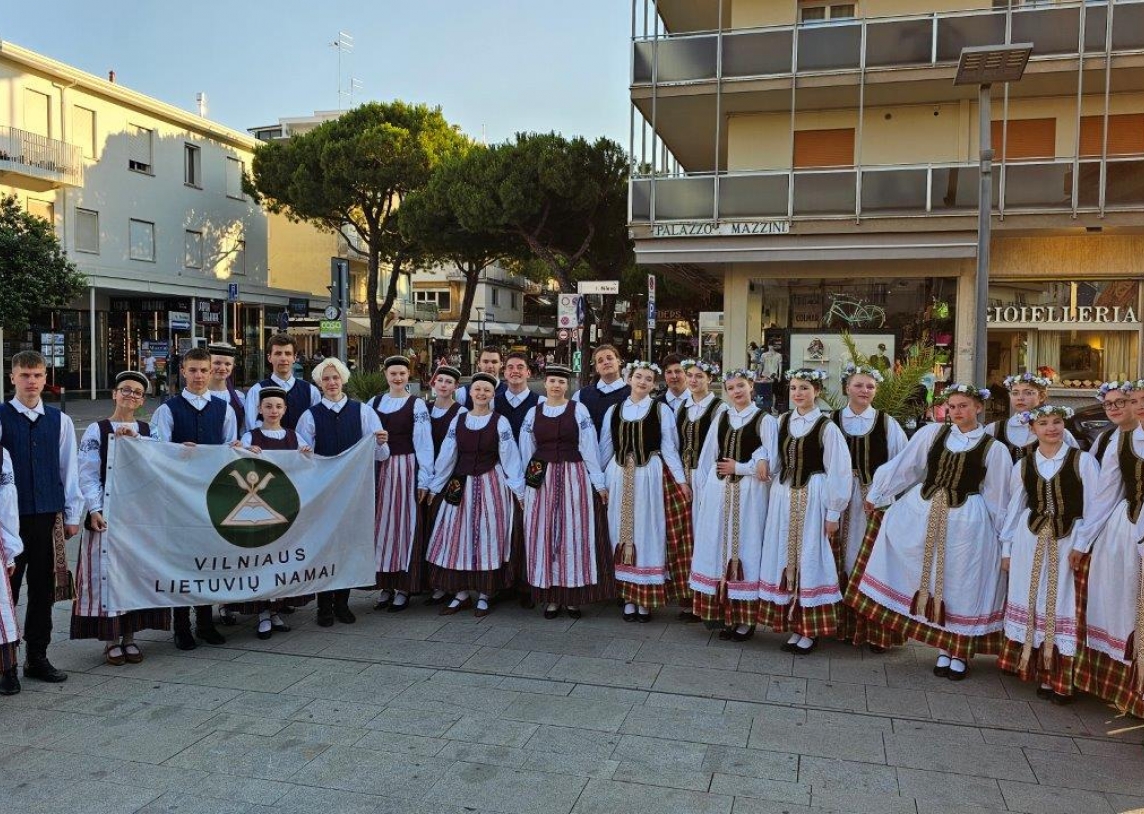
[840,363,884,383]
[785,368,829,383]
[1018,405,1075,425]
[623,360,661,377]
[938,383,991,403]
[1003,372,1052,390]
[681,358,720,377]
[1097,380,1139,401]
[723,368,757,382]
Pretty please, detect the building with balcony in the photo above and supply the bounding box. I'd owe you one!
[629,0,1144,398]
[0,41,318,394]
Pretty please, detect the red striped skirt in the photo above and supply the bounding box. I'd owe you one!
[375,453,426,593]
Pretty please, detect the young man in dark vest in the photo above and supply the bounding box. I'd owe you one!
[496,352,539,442]
[0,351,82,687]
[207,342,247,429]
[245,334,320,432]
[574,344,630,435]
[457,347,504,410]
[152,347,238,650]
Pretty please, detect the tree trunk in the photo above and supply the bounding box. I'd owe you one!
[599,294,617,346]
[452,261,482,353]
[364,244,383,373]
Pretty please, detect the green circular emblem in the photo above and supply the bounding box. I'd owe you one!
[206,458,300,548]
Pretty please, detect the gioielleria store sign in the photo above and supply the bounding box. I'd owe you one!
[987,305,1139,326]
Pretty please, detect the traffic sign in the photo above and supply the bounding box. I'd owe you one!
[577,280,619,295]
[227,283,239,302]
[647,274,657,330]
[168,310,191,331]
[557,328,570,341]
[277,312,289,332]
[557,293,582,329]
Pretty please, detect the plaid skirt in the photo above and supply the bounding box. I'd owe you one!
[618,581,668,609]
[0,641,16,671]
[1075,647,1144,718]
[842,513,907,649]
[693,592,758,627]
[831,523,858,643]
[530,494,616,606]
[998,640,1076,697]
[70,608,171,642]
[662,473,693,604]
[758,599,839,638]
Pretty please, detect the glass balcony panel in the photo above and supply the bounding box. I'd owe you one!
[935,12,1006,62]
[1106,159,1144,206]
[631,180,651,222]
[1077,160,1103,207]
[723,29,794,77]
[866,18,933,68]
[633,41,654,84]
[653,176,716,220]
[861,168,928,213]
[929,165,1000,211]
[718,174,790,218]
[796,22,862,72]
[793,171,856,216]
[1002,162,1073,209]
[655,36,718,83]
[1011,7,1081,56]
[1084,4,1108,52]
[1112,2,1144,50]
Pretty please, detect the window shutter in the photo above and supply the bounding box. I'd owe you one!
[990,118,1056,160]
[793,128,855,168]
[73,107,96,158]
[226,157,243,198]
[129,125,152,167]
[1079,114,1144,157]
[24,90,50,137]
[76,209,99,254]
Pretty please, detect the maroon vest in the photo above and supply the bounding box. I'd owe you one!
[374,394,417,455]
[531,403,583,463]
[431,402,462,457]
[455,414,501,477]
[249,428,299,450]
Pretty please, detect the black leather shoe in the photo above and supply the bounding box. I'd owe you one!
[947,665,968,682]
[219,609,238,626]
[793,637,818,655]
[636,612,652,624]
[567,607,582,620]
[174,628,197,650]
[543,606,561,620]
[334,604,357,624]
[1036,685,1054,700]
[0,667,20,695]
[316,607,335,627]
[196,625,226,646]
[622,610,637,622]
[868,645,887,654]
[24,657,67,683]
[424,593,447,606]
[386,598,410,614]
[1050,692,1074,706]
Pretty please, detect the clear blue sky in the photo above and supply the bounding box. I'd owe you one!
[5,0,632,146]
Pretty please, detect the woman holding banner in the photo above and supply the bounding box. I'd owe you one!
[71,371,169,666]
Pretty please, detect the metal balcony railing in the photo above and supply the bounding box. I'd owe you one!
[632,0,1144,85]
[0,125,83,187]
[630,156,1144,223]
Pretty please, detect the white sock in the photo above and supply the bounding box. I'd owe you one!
[269,613,285,627]
[432,589,447,600]
[546,603,559,612]
[378,590,393,604]
[949,658,967,673]
[637,605,649,615]
[393,592,408,607]
[258,610,271,621]
[935,653,952,667]
[787,633,801,645]
[624,603,637,615]
[476,594,489,610]
[735,624,751,635]
[797,636,814,649]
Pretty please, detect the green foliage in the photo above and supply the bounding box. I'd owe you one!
[346,372,387,402]
[824,332,936,421]
[0,195,87,332]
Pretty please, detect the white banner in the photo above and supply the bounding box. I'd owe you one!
[103,436,377,610]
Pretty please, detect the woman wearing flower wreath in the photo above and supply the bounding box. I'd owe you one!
[423,364,466,606]
[1075,381,1144,717]
[599,361,690,623]
[986,373,1078,462]
[690,368,776,641]
[998,405,1102,705]
[518,364,615,619]
[425,373,524,619]
[1091,380,1141,465]
[829,363,908,648]
[672,359,722,622]
[848,384,1011,680]
[756,369,852,654]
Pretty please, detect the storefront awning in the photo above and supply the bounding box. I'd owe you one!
[484,321,523,336]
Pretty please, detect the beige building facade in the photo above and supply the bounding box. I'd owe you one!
[629,0,1144,399]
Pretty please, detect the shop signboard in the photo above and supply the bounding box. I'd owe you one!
[197,300,222,326]
[288,298,310,316]
[320,319,342,338]
[649,220,791,238]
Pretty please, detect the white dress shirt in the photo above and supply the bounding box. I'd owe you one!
[502,385,534,408]
[151,389,238,445]
[573,377,627,402]
[0,449,23,562]
[245,375,320,431]
[662,388,689,412]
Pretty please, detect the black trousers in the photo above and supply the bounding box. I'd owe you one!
[173,605,216,632]
[10,512,58,655]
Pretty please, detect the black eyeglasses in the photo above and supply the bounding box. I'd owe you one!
[1103,399,1129,410]
[115,388,146,399]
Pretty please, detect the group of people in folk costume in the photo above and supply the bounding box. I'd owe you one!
[2,335,1144,721]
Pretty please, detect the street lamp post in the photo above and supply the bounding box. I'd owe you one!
[953,43,1032,386]
[476,306,485,351]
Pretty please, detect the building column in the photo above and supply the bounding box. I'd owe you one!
[954,262,977,383]
[89,286,98,399]
[723,266,751,371]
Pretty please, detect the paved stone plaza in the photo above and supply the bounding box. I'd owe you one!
[1,590,1142,814]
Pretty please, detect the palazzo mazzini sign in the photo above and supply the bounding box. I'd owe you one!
[650,221,791,238]
[987,305,1139,324]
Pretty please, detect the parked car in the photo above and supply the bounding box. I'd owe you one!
[1067,401,1113,451]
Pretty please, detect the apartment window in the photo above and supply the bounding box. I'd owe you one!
[128,124,153,173]
[793,128,856,168]
[26,199,53,224]
[232,240,246,275]
[184,230,203,269]
[490,287,500,307]
[799,2,856,23]
[75,209,100,254]
[184,144,201,187]
[73,106,96,158]
[23,89,50,137]
[129,219,155,261]
[511,292,520,310]
[991,118,1056,161]
[414,289,451,311]
[1079,114,1144,157]
[226,157,244,199]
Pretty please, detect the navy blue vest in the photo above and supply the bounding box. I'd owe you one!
[257,378,316,430]
[167,396,227,445]
[0,403,65,516]
[576,382,631,435]
[309,400,364,456]
[464,381,506,411]
[494,387,539,442]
